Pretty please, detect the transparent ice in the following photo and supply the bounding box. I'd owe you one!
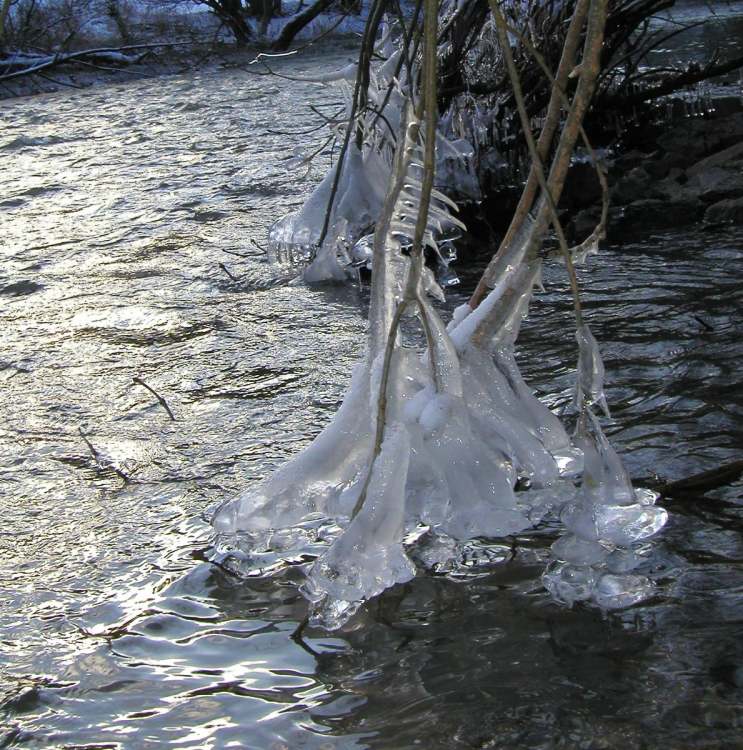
[210,25,668,628]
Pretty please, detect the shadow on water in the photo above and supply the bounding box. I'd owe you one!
[1,33,742,750]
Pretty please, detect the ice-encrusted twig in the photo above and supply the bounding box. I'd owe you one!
[574,324,611,417]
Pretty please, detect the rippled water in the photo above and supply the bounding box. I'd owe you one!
[2,43,742,749]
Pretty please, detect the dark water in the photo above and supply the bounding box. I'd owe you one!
[2,43,743,749]
[646,0,743,97]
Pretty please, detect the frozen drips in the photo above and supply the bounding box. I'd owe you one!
[545,410,667,609]
[302,427,417,630]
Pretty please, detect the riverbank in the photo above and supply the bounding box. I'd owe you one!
[0,36,363,100]
[572,96,743,235]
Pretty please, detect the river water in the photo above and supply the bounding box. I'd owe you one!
[2,41,742,750]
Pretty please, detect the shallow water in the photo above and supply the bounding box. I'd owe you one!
[1,43,743,750]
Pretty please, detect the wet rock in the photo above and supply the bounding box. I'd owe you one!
[644,156,674,181]
[620,198,702,229]
[688,166,743,204]
[570,206,602,239]
[687,141,743,177]
[704,197,743,225]
[611,166,652,206]
[611,149,649,172]
[651,173,696,203]
[658,113,743,162]
[708,95,743,118]
[0,280,43,297]
[560,162,602,211]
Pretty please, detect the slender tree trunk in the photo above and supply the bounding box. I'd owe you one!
[271,0,336,51]
[0,0,13,53]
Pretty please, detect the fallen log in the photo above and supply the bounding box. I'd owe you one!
[0,41,203,82]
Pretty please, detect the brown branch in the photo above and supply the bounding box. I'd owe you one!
[468,0,590,309]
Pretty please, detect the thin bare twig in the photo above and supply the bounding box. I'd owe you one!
[218,262,238,281]
[132,376,175,421]
[78,427,130,484]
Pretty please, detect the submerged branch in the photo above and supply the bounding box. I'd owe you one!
[132,377,176,421]
[655,460,743,499]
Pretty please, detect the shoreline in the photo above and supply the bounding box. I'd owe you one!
[0,36,361,102]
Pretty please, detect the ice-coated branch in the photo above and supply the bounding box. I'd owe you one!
[211,0,667,630]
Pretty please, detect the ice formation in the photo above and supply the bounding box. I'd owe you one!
[210,9,668,629]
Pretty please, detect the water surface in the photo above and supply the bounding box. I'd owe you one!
[1,43,742,749]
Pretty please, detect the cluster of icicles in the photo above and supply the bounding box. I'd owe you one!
[208,26,667,632]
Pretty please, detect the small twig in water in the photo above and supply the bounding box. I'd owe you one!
[222,248,259,259]
[693,315,714,332]
[290,615,321,657]
[78,426,130,483]
[218,262,238,281]
[132,376,175,421]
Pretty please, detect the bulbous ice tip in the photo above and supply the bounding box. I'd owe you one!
[592,573,655,609]
[542,561,598,606]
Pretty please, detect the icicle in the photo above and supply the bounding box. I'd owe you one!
[545,411,667,609]
[302,427,417,630]
[574,324,611,418]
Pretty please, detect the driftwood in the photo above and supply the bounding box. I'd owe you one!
[0,41,201,82]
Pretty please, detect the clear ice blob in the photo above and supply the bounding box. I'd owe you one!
[591,573,655,609]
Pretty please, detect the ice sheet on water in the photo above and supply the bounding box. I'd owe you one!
[303,427,417,630]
